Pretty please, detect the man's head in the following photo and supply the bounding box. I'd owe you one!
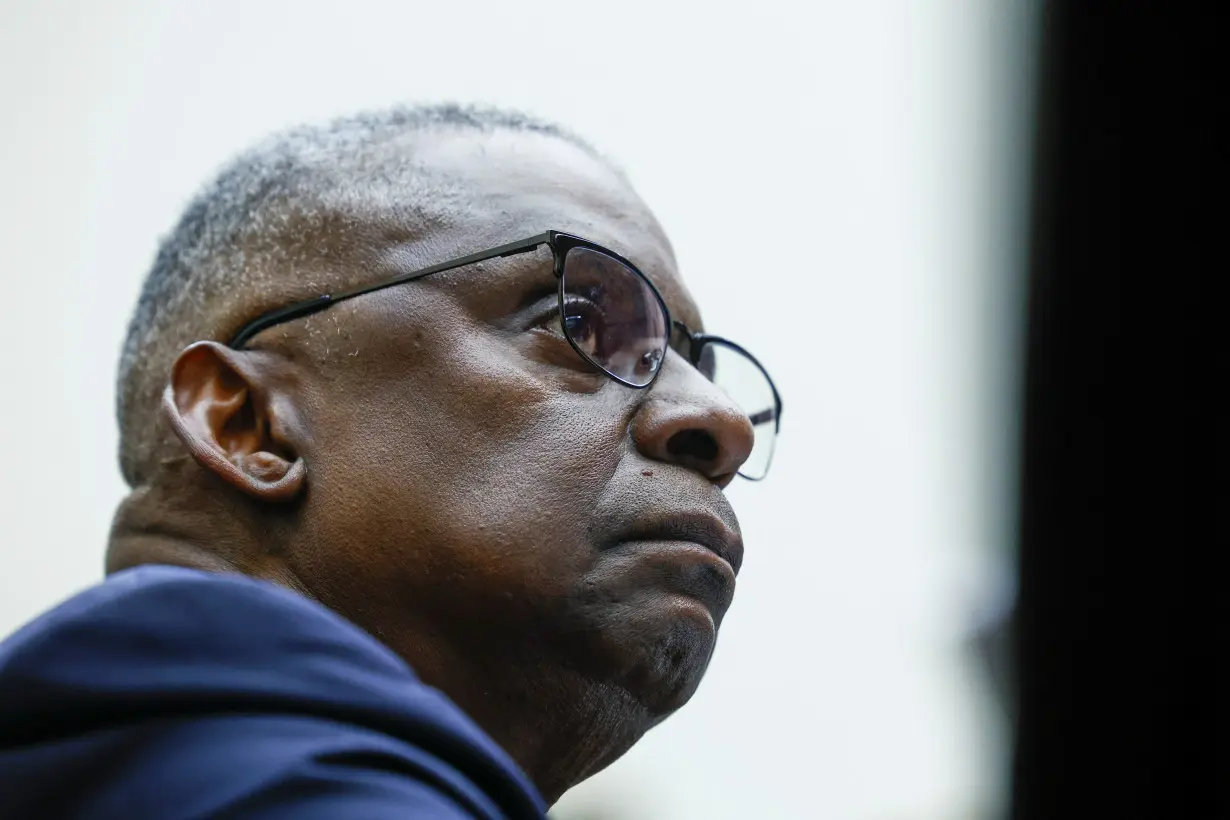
[109,104,755,800]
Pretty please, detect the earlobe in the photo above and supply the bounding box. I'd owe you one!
[162,341,306,502]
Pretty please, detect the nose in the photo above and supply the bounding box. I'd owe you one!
[632,351,755,487]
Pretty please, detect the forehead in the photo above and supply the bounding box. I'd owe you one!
[391,128,701,328]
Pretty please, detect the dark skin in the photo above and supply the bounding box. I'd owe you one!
[108,129,755,803]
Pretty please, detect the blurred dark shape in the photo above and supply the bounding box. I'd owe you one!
[969,572,1016,724]
[1011,2,1212,819]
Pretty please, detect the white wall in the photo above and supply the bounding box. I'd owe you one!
[0,1,1035,817]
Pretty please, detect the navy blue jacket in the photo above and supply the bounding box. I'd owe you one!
[0,566,547,819]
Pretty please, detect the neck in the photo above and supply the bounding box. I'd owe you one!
[106,463,305,595]
[108,472,646,805]
[427,649,650,803]
[293,565,651,803]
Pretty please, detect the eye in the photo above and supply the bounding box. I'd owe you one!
[636,347,664,377]
[561,297,609,357]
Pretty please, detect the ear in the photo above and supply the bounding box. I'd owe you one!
[162,341,306,502]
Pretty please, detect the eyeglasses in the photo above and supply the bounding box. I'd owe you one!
[229,231,782,479]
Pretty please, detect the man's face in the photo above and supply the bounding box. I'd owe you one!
[278,129,754,747]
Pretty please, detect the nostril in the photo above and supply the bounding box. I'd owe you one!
[666,429,719,464]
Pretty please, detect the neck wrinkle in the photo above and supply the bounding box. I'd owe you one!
[105,471,293,588]
[448,661,649,805]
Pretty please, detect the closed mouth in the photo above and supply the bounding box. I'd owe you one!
[612,512,743,575]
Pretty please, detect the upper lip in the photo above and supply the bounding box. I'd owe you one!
[613,512,744,574]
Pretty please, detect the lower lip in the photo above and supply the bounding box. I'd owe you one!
[615,540,738,625]
[622,539,736,580]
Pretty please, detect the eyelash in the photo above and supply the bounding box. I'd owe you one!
[527,294,601,333]
[522,293,694,359]
[526,296,578,344]
[525,297,565,334]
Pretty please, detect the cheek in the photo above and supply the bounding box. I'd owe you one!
[298,324,633,605]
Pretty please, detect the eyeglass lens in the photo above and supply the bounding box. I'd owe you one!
[560,244,777,478]
[698,341,778,479]
[560,246,669,387]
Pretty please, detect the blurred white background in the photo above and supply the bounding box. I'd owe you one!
[0,1,1036,817]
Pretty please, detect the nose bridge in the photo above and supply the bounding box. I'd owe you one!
[631,350,755,485]
[656,347,724,404]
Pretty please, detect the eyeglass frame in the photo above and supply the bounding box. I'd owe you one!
[227,230,783,475]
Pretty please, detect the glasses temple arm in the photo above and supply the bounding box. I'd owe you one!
[228,232,552,348]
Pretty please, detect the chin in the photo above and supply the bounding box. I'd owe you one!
[560,562,730,717]
[606,599,720,716]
